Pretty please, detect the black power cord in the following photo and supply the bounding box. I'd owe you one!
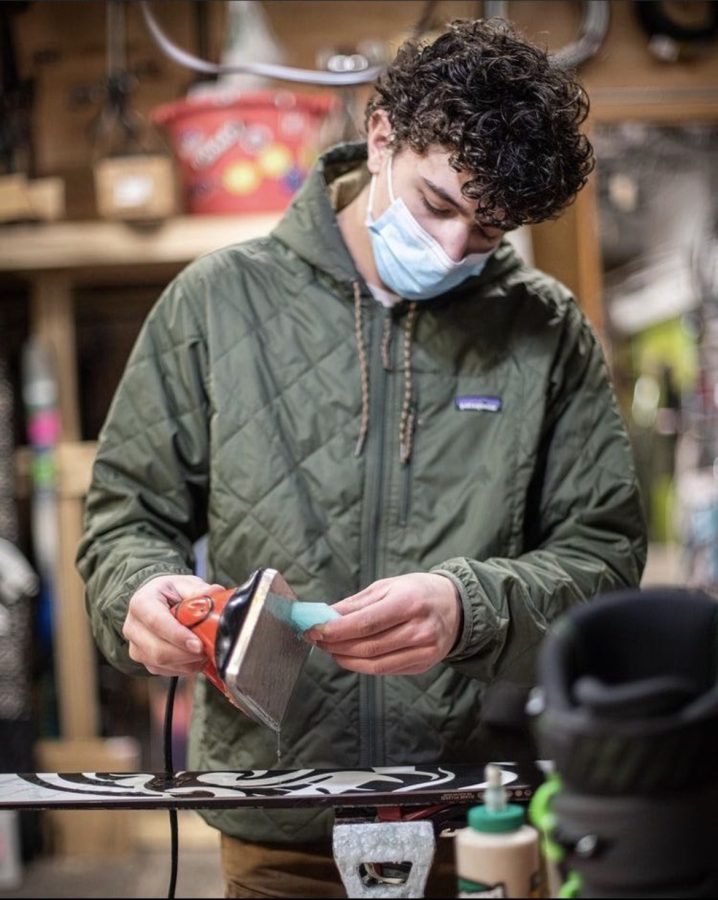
[164,676,180,899]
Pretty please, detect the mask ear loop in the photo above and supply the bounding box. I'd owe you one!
[365,151,396,227]
[386,152,397,204]
[365,174,378,227]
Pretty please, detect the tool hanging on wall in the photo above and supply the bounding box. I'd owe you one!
[315,39,387,144]
[0,1,64,222]
[0,1,33,177]
[546,0,610,69]
[139,0,385,86]
[87,0,178,221]
[482,0,610,69]
[634,0,718,63]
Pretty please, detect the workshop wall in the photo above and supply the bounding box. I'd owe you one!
[1,0,717,864]
[15,1,718,217]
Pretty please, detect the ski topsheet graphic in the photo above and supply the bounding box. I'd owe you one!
[0,763,543,811]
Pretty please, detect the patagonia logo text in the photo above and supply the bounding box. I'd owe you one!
[455,395,502,412]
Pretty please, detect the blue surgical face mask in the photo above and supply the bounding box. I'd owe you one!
[365,154,494,301]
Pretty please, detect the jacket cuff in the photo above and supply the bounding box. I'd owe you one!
[96,563,196,671]
[430,560,505,662]
[100,563,195,627]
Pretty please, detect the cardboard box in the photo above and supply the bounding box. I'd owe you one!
[93,154,179,221]
[0,174,65,223]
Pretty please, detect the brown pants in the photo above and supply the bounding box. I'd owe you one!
[221,832,457,898]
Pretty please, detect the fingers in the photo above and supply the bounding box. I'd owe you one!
[127,595,203,653]
[330,645,437,676]
[124,573,221,676]
[312,619,435,660]
[307,592,410,645]
[126,618,205,669]
[306,573,461,676]
[331,579,391,615]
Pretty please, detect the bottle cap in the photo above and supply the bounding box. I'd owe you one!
[468,803,526,833]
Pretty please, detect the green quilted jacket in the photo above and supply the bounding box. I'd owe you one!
[77,142,646,843]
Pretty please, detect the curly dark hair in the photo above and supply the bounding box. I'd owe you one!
[365,18,595,228]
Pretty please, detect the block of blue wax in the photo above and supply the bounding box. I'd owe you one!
[288,601,341,633]
[264,592,341,634]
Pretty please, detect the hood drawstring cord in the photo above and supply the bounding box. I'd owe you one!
[352,280,418,464]
[354,281,370,457]
[399,302,417,464]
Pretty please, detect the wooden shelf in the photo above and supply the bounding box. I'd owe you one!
[0,213,281,273]
[590,88,718,125]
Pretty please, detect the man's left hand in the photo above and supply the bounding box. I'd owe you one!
[304,573,462,675]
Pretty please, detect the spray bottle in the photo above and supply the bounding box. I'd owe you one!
[455,763,541,898]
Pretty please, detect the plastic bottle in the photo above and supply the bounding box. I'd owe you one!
[455,763,541,898]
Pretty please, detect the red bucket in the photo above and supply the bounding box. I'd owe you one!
[151,90,337,215]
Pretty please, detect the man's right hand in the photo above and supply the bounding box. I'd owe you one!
[123,574,224,677]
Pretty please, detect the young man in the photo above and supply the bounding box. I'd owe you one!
[77,18,646,898]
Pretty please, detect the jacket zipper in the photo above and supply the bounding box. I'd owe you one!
[359,305,392,767]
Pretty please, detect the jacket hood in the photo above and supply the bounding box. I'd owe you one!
[271,141,524,295]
